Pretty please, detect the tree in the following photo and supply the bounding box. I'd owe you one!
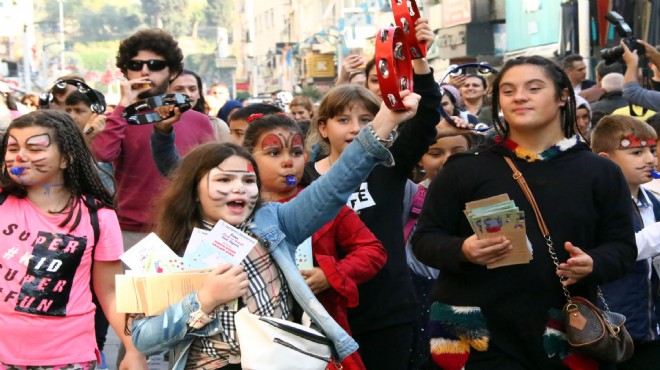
[77,5,141,43]
[141,0,190,37]
[206,0,235,27]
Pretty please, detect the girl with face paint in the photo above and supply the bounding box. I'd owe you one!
[243,113,386,370]
[131,92,421,369]
[0,110,148,369]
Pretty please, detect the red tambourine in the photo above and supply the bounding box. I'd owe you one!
[391,0,427,59]
[375,26,413,111]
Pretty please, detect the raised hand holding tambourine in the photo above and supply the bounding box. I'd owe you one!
[391,0,427,59]
[375,0,427,111]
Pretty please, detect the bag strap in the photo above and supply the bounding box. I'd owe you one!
[503,157,549,236]
[82,195,101,273]
[80,195,103,305]
[83,195,101,250]
[503,156,610,309]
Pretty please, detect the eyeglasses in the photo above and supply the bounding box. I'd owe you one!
[125,59,169,72]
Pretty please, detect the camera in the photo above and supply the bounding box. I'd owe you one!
[601,11,645,65]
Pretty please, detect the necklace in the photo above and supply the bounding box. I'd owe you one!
[495,135,582,162]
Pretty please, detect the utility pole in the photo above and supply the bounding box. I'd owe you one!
[58,0,65,76]
[22,0,34,92]
[246,0,258,97]
[577,0,591,78]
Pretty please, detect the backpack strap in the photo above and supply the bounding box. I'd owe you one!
[82,195,101,265]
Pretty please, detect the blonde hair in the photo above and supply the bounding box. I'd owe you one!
[306,84,380,156]
[590,115,657,153]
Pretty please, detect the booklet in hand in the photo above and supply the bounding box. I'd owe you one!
[464,194,533,269]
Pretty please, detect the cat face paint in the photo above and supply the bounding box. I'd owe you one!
[197,155,259,225]
[4,128,66,187]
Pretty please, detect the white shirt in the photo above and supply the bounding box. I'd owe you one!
[634,189,659,279]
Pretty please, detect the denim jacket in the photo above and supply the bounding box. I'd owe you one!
[131,128,394,370]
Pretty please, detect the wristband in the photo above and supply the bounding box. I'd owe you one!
[366,122,398,148]
[391,0,427,59]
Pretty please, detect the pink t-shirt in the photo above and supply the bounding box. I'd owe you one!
[0,194,123,365]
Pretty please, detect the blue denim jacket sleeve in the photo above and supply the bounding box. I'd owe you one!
[277,127,394,247]
[131,292,220,356]
[151,129,182,177]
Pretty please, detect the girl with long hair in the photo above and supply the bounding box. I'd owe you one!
[130,92,420,369]
[413,56,637,369]
[0,110,147,369]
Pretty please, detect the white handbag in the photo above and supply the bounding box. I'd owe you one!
[235,307,334,370]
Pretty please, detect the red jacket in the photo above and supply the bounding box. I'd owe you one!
[280,188,387,370]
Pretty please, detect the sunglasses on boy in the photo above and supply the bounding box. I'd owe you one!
[125,59,169,72]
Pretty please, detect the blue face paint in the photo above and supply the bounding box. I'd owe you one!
[652,170,660,179]
[10,167,25,176]
[285,175,296,186]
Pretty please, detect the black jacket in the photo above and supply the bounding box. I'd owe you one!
[412,141,637,368]
[590,91,629,116]
[302,70,441,334]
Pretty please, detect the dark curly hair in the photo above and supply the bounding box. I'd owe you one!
[116,29,183,79]
[0,110,116,232]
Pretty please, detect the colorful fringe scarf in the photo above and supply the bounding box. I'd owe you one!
[494,135,582,162]
[428,303,599,370]
[428,302,490,370]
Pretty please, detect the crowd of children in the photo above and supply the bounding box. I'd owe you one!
[2,18,660,370]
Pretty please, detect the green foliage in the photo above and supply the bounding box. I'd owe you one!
[76,5,141,42]
[33,0,232,81]
[301,85,322,101]
[141,0,190,37]
[34,0,142,44]
[206,0,235,27]
[74,41,119,70]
